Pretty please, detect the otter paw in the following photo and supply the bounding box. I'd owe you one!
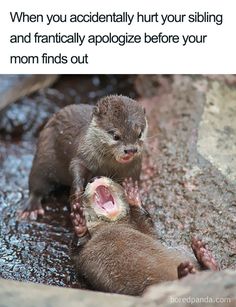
[20,208,45,220]
[19,198,45,220]
[70,203,88,237]
[122,177,141,207]
[70,188,83,211]
[178,261,196,279]
[191,237,219,271]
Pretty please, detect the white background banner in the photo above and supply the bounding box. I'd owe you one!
[0,0,235,73]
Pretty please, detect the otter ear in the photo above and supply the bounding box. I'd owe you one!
[93,105,100,117]
[93,100,108,118]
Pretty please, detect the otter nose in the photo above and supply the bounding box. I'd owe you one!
[124,148,138,155]
[89,176,102,183]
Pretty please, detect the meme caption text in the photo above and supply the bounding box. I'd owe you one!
[9,10,223,65]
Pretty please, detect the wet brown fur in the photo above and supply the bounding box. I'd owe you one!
[71,180,200,296]
[72,215,200,296]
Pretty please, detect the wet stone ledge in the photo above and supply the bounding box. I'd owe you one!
[139,270,236,307]
[0,278,137,307]
[1,270,236,307]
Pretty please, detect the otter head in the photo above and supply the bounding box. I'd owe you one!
[82,176,129,229]
[89,95,147,164]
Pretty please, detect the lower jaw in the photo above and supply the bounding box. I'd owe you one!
[116,157,134,164]
[106,210,121,220]
[95,205,120,220]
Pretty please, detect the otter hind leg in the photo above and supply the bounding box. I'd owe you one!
[191,237,219,271]
[20,174,56,220]
[19,193,45,220]
[177,261,196,279]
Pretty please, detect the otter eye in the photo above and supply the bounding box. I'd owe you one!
[113,134,121,141]
[138,131,142,139]
[108,130,121,141]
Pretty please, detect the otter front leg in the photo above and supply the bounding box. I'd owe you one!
[123,177,156,237]
[122,177,141,207]
[70,202,91,258]
[69,159,91,209]
[70,202,90,238]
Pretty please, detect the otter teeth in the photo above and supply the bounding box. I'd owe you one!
[95,193,100,201]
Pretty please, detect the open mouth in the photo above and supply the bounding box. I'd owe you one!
[94,185,119,218]
[117,154,134,164]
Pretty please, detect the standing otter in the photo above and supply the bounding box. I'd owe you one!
[70,177,219,296]
[21,95,147,220]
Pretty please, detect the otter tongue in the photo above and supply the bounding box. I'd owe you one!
[95,186,115,210]
[103,201,114,210]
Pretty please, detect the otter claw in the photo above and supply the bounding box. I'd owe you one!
[19,207,45,221]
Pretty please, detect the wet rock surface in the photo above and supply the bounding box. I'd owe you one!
[0,75,58,111]
[138,75,236,271]
[0,75,137,287]
[0,269,235,307]
[139,270,236,307]
[197,81,236,184]
[0,278,137,307]
[0,75,235,292]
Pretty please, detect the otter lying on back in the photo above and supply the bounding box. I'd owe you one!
[70,177,219,296]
